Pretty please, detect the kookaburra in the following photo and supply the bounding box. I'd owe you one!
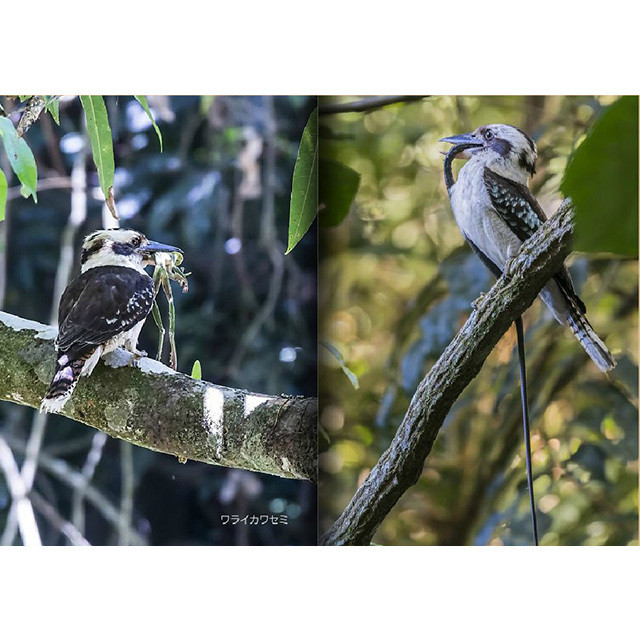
[40,229,181,413]
[440,123,615,372]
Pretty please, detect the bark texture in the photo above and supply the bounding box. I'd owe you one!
[0,314,317,482]
[322,199,576,545]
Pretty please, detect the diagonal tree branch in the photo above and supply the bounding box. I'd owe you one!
[0,314,317,482]
[321,199,576,545]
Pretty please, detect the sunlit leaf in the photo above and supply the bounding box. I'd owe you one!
[80,95,115,212]
[561,96,638,257]
[286,107,317,254]
[321,341,359,389]
[0,168,7,221]
[319,159,360,227]
[191,359,202,380]
[134,95,163,151]
[0,115,37,202]
[18,95,31,102]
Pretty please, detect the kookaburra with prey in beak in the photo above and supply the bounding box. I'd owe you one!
[40,229,181,413]
[440,123,615,372]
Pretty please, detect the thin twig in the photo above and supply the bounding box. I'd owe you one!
[259,96,277,246]
[71,431,108,538]
[30,490,90,546]
[227,98,285,381]
[16,96,46,137]
[3,434,147,545]
[229,130,259,312]
[319,95,430,116]
[0,435,41,546]
[6,176,73,201]
[118,442,135,545]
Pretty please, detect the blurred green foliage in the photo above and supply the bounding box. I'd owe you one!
[318,159,360,227]
[562,96,638,257]
[0,95,317,545]
[319,96,638,546]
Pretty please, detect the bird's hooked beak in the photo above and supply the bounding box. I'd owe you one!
[141,240,183,262]
[439,132,483,159]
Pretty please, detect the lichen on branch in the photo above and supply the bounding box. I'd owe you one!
[0,312,317,482]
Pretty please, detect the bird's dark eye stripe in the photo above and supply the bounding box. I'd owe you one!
[491,138,512,157]
[112,242,135,256]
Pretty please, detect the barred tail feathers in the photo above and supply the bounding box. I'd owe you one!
[40,348,100,413]
[540,279,616,373]
[566,307,616,373]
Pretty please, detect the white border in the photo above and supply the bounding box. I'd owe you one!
[1,547,638,636]
[3,2,639,94]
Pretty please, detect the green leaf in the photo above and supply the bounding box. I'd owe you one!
[0,169,7,221]
[80,95,115,205]
[18,95,31,102]
[561,96,638,257]
[286,108,317,254]
[321,341,359,390]
[44,96,60,125]
[0,116,38,202]
[200,96,215,115]
[134,95,163,151]
[190,359,202,380]
[319,159,360,227]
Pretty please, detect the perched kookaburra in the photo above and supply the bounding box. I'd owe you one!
[440,123,615,372]
[40,229,181,413]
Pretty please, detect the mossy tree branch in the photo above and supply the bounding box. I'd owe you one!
[0,314,317,482]
[322,199,576,545]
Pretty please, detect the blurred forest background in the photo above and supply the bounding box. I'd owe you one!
[0,95,317,545]
[319,96,638,545]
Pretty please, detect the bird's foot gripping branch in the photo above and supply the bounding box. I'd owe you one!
[0,312,317,482]
[321,200,576,545]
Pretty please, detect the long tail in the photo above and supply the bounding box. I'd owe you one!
[549,279,616,373]
[564,302,616,373]
[40,352,90,413]
[515,317,539,546]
